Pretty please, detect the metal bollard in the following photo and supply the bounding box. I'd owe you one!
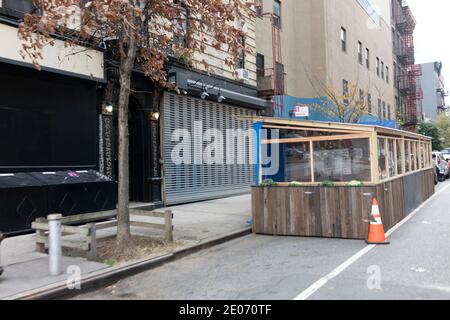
[48,214,62,276]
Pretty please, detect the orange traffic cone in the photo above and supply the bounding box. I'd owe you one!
[366,198,390,245]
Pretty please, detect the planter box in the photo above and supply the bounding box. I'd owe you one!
[251,169,435,239]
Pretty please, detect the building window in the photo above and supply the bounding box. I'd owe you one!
[365,48,370,69]
[255,0,263,16]
[1,0,36,17]
[383,101,387,119]
[392,28,396,49]
[358,41,363,64]
[368,93,372,114]
[387,104,391,120]
[343,80,349,105]
[273,0,281,28]
[237,34,246,69]
[381,61,385,79]
[256,53,265,77]
[378,99,382,119]
[341,27,347,52]
[359,89,364,104]
[172,3,189,49]
[376,58,380,76]
[393,62,397,88]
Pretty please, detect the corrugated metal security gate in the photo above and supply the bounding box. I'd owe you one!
[162,92,256,205]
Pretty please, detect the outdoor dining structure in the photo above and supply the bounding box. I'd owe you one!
[251,117,435,240]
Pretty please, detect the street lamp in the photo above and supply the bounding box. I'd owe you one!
[217,88,226,103]
[102,103,114,115]
[188,79,210,100]
[200,89,210,100]
[150,111,160,121]
[208,84,226,103]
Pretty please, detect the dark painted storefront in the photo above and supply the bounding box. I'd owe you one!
[0,62,117,234]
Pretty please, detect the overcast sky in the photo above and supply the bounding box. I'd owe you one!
[409,0,450,84]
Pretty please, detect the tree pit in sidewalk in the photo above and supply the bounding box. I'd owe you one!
[98,236,185,266]
[64,236,185,267]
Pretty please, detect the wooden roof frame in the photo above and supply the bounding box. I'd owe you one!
[246,116,433,186]
[242,116,432,142]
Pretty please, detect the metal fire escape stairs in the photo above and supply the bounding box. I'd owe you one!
[260,12,286,115]
[396,4,422,127]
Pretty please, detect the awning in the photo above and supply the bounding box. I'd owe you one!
[170,69,271,111]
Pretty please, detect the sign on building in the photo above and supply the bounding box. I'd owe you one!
[294,105,310,118]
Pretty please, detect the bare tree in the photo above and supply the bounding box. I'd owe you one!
[296,57,388,123]
[18,0,253,246]
[310,79,369,123]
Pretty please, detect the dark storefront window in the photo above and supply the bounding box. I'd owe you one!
[0,64,97,172]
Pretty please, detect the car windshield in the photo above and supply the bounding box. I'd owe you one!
[442,150,450,155]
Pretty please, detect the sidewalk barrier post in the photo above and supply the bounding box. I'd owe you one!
[164,210,174,242]
[48,214,62,276]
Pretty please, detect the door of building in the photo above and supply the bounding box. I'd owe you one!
[129,97,146,202]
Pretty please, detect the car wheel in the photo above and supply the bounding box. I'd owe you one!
[439,174,446,182]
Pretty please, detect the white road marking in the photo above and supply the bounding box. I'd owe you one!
[410,267,427,273]
[294,245,375,300]
[293,183,450,300]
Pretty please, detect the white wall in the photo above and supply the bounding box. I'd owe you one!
[0,23,104,80]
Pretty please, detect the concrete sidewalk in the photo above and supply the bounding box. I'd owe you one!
[0,194,251,299]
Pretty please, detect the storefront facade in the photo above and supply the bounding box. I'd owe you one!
[0,16,116,234]
[161,66,270,205]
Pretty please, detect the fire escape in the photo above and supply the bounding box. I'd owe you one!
[395,5,422,127]
[257,12,286,114]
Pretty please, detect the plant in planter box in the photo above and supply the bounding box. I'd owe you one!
[260,179,278,187]
[348,180,364,187]
[320,180,336,187]
[289,181,304,187]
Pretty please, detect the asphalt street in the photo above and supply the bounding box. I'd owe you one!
[73,180,450,300]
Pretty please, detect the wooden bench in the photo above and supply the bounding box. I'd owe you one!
[32,209,174,261]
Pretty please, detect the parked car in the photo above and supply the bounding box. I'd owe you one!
[434,163,439,185]
[432,152,449,182]
[441,149,450,161]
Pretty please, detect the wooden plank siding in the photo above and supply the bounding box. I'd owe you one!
[252,169,435,240]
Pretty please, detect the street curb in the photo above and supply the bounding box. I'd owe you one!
[5,227,252,300]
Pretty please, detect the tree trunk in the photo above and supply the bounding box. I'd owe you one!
[117,34,138,247]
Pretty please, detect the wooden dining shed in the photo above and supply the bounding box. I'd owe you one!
[251,117,435,240]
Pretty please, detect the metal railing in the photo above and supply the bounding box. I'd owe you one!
[256,67,287,97]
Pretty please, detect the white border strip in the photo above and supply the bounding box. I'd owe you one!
[293,183,450,300]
